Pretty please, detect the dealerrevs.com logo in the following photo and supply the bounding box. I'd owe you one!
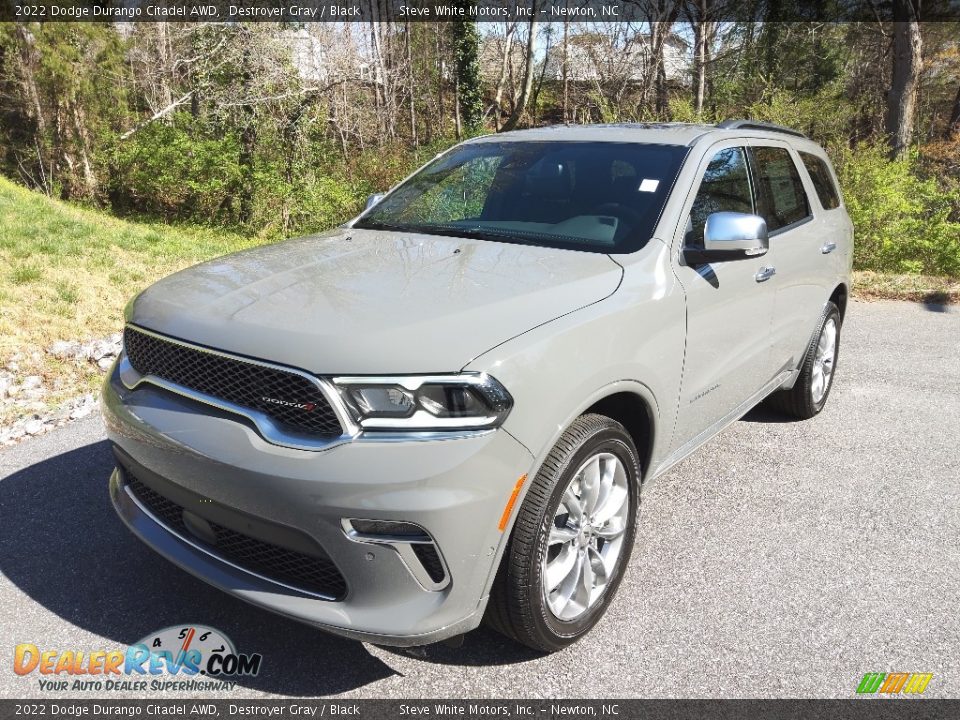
[13,625,261,692]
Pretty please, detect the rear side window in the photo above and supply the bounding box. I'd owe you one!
[799,152,841,210]
[750,146,811,232]
[687,147,754,246]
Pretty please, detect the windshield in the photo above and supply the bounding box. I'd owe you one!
[354,141,689,253]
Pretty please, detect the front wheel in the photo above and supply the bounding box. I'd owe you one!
[767,302,841,419]
[485,414,640,652]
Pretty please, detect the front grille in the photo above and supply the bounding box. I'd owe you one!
[123,326,342,436]
[127,474,347,600]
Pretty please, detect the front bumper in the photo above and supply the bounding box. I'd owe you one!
[102,364,534,646]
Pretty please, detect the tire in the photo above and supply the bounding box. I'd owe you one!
[485,414,640,652]
[766,302,841,420]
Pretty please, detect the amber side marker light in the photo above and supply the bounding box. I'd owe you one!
[498,474,528,531]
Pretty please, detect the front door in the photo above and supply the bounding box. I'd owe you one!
[669,143,780,450]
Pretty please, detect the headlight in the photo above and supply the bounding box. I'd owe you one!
[333,374,513,431]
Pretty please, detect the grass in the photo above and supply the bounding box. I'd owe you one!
[0,175,264,424]
[0,175,955,428]
[852,270,960,304]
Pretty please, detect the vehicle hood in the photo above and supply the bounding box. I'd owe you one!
[128,228,623,374]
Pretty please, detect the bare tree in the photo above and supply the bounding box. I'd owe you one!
[885,0,923,159]
[406,22,417,147]
[501,9,538,131]
[490,21,518,129]
[947,82,960,139]
[684,0,717,117]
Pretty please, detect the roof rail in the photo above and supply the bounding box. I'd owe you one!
[716,119,807,138]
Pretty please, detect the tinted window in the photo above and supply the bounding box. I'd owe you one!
[750,146,811,232]
[687,147,754,246]
[799,152,841,210]
[356,141,688,254]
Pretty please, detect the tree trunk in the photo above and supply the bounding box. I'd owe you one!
[406,22,417,147]
[947,83,960,139]
[647,3,680,119]
[885,0,923,159]
[689,4,714,118]
[13,25,51,192]
[436,25,445,134]
[238,45,256,225]
[492,22,516,130]
[562,18,569,122]
[651,21,670,117]
[454,74,462,139]
[501,13,537,132]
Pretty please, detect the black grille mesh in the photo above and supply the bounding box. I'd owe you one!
[127,474,347,600]
[412,544,447,583]
[123,326,342,436]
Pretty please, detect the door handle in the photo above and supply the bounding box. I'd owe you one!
[755,266,776,283]
[821,241,837,254]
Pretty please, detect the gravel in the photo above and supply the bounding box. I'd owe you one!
[0,333,121,447]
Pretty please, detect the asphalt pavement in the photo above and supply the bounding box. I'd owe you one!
[1,299,958,699]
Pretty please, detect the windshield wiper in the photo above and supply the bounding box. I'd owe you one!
[353,219,415,233]
[356,220,506,243]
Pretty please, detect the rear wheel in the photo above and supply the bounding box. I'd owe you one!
[767,302,841,419]
[486,414,640,652]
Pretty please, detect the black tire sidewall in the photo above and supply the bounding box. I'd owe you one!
[807,304,841,414]
[528,425,640,647]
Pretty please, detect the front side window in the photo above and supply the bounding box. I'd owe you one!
[799,151,841,210]
[687,146,754,246]
[750,146,811,232]
[355,141,689,254]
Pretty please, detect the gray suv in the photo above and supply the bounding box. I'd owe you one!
[104,121,852,652]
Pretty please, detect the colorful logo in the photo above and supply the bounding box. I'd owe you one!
[856,672,933,695]
[13,625,261,692]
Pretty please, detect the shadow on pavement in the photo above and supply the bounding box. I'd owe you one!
[0,440,399,696]
[739,405,795,424]
[376,627,545,667]
[921,291,951,313]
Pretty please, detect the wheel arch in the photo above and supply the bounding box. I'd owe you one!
[478,382,661,613]
[830,283,848,323]
[584,391,655,482]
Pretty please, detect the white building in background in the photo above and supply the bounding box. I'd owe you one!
[286,27,379,85]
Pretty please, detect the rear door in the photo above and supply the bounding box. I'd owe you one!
[669,142,779,449]
[747,141,826,371]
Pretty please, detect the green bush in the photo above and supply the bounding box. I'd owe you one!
[110,116,241,221]
[837,143,960,277]
[249,165,365,240]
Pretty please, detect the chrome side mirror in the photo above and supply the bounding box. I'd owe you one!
[365,193,385,211]
[684,212,769,265]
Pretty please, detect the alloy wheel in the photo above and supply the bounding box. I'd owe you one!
[811,316,837,405]
[541,452,630,621]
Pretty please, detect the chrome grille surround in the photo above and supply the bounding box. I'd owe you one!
[120,324,358,452]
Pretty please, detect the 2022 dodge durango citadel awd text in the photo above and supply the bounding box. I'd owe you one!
[104,121,852,652]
